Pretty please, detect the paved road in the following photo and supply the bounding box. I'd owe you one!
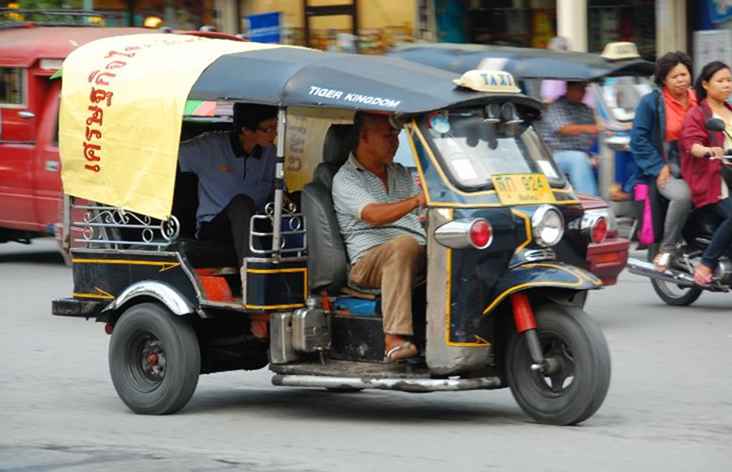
[1,239,730,471]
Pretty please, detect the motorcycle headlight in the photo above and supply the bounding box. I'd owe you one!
[532,205,564,247]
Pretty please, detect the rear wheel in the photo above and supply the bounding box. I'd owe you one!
[648,246,703,306]
[505,302,611,426]
[109,303,200,415]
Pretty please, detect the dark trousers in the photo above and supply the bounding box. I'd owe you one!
[198,194,255,266]
[701,197,732,269]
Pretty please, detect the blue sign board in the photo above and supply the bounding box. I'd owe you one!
[246,12,281,43]
[708,0,732,25]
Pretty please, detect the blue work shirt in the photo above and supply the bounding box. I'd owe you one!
[179,131,276,230]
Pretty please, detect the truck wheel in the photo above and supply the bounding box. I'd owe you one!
[505,303,611,426]
[109,303,200,415]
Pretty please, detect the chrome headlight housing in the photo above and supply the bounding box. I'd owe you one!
[531,205,564,247]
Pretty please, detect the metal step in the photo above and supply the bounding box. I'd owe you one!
[271,374,503,393]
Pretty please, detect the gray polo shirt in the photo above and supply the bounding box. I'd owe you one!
[179,131,276,229]
[332,154,425,263]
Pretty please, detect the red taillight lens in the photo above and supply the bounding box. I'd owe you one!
[591,216,608,243]
[469,219,493,249]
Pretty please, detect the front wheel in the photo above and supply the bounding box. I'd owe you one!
[505,302,611,426]
[109,303,201,415]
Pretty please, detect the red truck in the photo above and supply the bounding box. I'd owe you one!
[0,24,147,245]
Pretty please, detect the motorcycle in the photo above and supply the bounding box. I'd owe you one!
[627,118,732,305]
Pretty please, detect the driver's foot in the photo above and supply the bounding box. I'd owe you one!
[384,335,418,363]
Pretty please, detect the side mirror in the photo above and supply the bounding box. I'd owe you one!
[705,118,726,132]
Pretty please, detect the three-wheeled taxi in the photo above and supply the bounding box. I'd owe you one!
[52,34,610,425]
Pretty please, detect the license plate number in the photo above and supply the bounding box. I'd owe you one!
[491,173,556,205]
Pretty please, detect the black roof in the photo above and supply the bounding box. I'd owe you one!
[389,43,655,81]
[189,47,540,113]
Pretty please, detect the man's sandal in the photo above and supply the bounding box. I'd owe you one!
[384,341,418,363]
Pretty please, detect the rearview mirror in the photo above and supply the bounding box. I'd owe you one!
[705,118,725,132]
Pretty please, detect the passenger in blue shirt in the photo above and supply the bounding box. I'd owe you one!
[179,104,278,265]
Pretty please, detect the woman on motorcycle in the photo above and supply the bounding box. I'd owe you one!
[679,61,732,285]
[630,52,694,271]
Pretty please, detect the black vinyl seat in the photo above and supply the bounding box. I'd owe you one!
[170,170,238,268]
[302,125,355,294]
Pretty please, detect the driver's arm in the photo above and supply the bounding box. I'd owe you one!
[361,194,424,226]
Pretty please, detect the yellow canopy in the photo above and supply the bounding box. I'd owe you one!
[59,34,282,220]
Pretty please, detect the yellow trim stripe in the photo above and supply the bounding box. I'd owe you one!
[441,209,489,348]
[246,268,306,274]
[72,258,180,272]
[480,263,601,316]
[245,267,308,308]
[73,287,114,300]
[406,124,433,206]
[244,303,306,310]
[511,208,533,251]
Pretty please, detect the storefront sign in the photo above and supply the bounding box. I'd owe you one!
[246,12,281,43]
[709,0,732,24]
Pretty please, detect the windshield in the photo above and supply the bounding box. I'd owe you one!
[598,76,652,122]
[418,108,564,190]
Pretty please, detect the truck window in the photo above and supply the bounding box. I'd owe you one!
[0,67,25,106]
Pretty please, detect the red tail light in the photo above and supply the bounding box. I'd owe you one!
[591,216,608,243]
[469,219,493,249]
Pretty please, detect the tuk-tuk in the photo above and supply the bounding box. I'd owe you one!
[389,41,655,233]
[52,34,611,425]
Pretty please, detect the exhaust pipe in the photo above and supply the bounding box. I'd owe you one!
[626,257,696,287]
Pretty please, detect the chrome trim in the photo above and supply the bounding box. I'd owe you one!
[200,300,247,311]
[103,281,195,315]
[271,374,503,392]
[176,252,208,318]
[509,248,556,268]
[531,205,564,247]
[434,218,492,249]
[70,248,179,257]
[579,211,607,241]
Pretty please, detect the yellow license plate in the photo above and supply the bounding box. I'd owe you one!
[491,173,556,205]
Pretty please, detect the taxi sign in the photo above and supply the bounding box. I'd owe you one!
[601,42,640,61]
[491,173,556,205]
[453,69,520,93]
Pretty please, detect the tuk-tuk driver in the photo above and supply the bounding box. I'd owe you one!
[332,112,427,362]
[178,104,278,265]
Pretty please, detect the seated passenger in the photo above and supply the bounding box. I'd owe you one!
[679,61,732,285]
[332,112,427,363]
[538,81,600,196]
[179,104,277,265]
[629,51,694,271]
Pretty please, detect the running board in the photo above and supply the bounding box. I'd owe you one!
[271,374,504,392]
[626,257,696,286]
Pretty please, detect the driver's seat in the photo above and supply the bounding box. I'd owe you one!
[302,125,354,294]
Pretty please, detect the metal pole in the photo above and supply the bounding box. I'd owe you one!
[271,107,287,260]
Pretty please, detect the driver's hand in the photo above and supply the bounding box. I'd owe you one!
[415,191,427,209]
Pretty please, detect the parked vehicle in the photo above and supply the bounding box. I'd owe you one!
[52,33,611,425]
[388,41,652,285]
[0,24,149,246]
[627,119,732,305]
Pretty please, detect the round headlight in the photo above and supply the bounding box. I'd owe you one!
[531,205,564,247]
